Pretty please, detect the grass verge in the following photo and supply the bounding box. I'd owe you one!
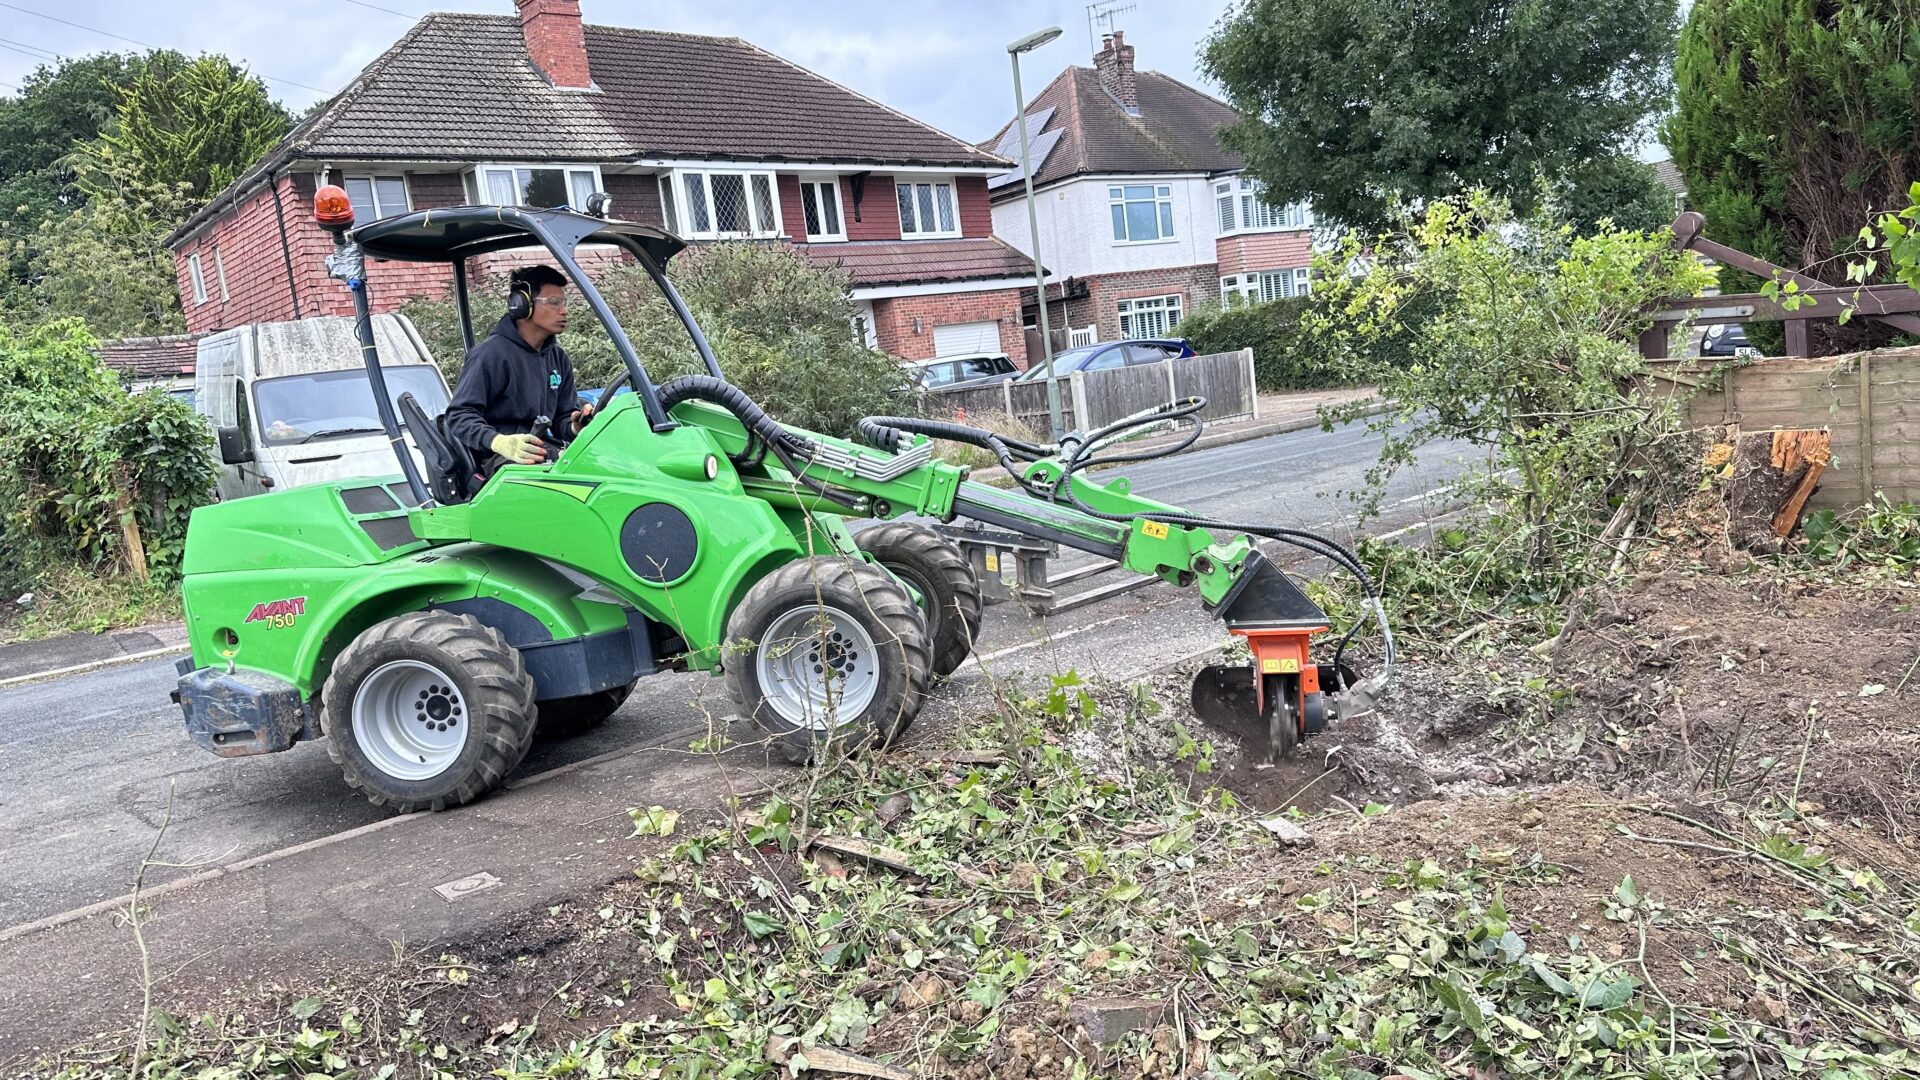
[0,562,180,645]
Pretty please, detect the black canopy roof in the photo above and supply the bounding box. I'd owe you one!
[352,205,685,266]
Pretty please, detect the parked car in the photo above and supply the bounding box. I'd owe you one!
[908,352,1020,390]
[1012,338,1196,382]
[1700,324,1755,357]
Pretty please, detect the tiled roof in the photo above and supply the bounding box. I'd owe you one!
[797,238,1036,289]
[985,68,1243,195]
[1651,158,1687,198]
[96,333,202,379]
[172,12,1007,246]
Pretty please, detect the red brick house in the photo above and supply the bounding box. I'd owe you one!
[985,32,1317,346]
[166,0,1040,365]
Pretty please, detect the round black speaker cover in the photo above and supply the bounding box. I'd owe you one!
[620,502,699,583]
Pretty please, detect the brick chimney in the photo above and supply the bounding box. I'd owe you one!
[1094,31,1137,114]
[516,0,592,89]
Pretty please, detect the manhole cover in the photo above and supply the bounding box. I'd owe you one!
[433,871,503,902]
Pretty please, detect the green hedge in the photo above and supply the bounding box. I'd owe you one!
[0,319,215,591]
[1177,299,1341,390]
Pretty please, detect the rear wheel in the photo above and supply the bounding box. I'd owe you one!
[854,523,982,677]
[724,556,930,765]
[322,611,537,812]
[536,680,635,739]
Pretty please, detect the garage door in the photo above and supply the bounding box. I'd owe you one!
[932,321,1001,357]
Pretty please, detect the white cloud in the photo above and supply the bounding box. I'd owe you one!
[1,0,1236,138]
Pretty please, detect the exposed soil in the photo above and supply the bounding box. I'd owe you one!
[26,550,1920,1078]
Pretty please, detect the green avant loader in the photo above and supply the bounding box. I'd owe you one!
[170,187,1391,812]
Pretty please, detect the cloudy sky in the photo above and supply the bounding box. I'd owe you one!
[0,0,1238,144]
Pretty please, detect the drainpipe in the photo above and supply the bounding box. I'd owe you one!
[268,166,303,319]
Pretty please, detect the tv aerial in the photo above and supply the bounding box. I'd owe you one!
[1085,0,1138,56]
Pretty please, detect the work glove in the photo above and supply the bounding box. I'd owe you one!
[490,432,547,464]
[572,403,596,433]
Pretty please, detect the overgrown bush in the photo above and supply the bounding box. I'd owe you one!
[0,319,215,593]
[1310,195,1713,645]
[404,243,905,438]
[1178,298,1340,390]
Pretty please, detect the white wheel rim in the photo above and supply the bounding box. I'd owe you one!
[754,604,881,730]
[352,659,470,781]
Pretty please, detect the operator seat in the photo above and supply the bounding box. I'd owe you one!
[397,392,478,505]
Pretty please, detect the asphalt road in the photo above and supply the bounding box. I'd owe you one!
[0,419,1477,928]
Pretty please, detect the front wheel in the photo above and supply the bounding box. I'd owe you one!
[724,557,931,765]
[854,523,982,677]
[322,611,537,812]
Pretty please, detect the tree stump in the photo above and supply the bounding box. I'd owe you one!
[1721,428,1830,553]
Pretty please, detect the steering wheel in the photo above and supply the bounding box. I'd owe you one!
[599,367,631,403]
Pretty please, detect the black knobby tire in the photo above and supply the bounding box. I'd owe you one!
[536,680,636,738]
[322,611,538,812]
[724,556,931,765]
[853,523,982,678]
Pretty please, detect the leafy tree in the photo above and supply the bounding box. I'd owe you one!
[74,52,291,208]
[1204,0,1679,232]
[405,243,906,438]
[16,177,189,338]
[1311,195,1715,569]
[1666,0,1920,354]
[1556,155,1682,236]
[0,53,148,286]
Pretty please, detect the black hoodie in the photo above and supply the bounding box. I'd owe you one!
[444,315,582,457]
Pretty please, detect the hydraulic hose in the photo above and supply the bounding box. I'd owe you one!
[858,400,1395,678]
[657,376,814,460]
[858,415,1049,462]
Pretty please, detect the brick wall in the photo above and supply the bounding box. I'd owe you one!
[846,174,898,241]
[776,174,806,239]
[1025,263,1222,344]
[871,288,1027,366]
[604,173,664,228]
[1215,231,1312,277]
[956,177,992,238]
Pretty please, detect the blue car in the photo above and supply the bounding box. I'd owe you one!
[1013,338,1196,381]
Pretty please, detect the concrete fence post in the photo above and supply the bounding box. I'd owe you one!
[1070,369,1092,432]
[1164,358,1177,409]
[1002,377,1014,420]
[1245,348,1259,419]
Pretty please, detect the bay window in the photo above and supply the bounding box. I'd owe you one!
[1117,294,1183,338]
[659,169,780,239]
[1221,268,1311,304]
[1110,184,1175,243]
[468,164,602,210]
[1215,176,1313,234]
[896,179,958,237]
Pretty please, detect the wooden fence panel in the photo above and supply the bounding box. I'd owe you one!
[924,349,1254,436]
[1648,346,1920,511]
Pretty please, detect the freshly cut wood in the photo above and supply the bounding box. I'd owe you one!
[766,1037,916,1079]
[1721,428,1831,552]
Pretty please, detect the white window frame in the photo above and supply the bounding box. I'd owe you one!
[1215,176,1313,236]
[1108,183,1177,245]
[187,251,208,305]
[343,174,412,222]
[467,162,605,211]
[895,178,960,239]
[1221,267,1311,304]
[658,168,782,240]
[798,176,847,242]
[212,244,229,302]
[1116,293,1183,338]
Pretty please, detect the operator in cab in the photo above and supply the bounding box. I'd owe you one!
[444,265,595,476]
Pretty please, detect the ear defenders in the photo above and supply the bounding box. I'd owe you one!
[506,278,534,321]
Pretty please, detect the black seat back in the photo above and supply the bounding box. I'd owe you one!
[397,392,474,505]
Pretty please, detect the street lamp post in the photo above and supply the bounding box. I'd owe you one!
[1008,25,1064,439]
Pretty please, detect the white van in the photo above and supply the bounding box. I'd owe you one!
[194,314,451,501]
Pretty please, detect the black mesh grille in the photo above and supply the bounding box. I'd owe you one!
[341,486,400,515]
[360,516,418,550]
[388,483,423,508]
